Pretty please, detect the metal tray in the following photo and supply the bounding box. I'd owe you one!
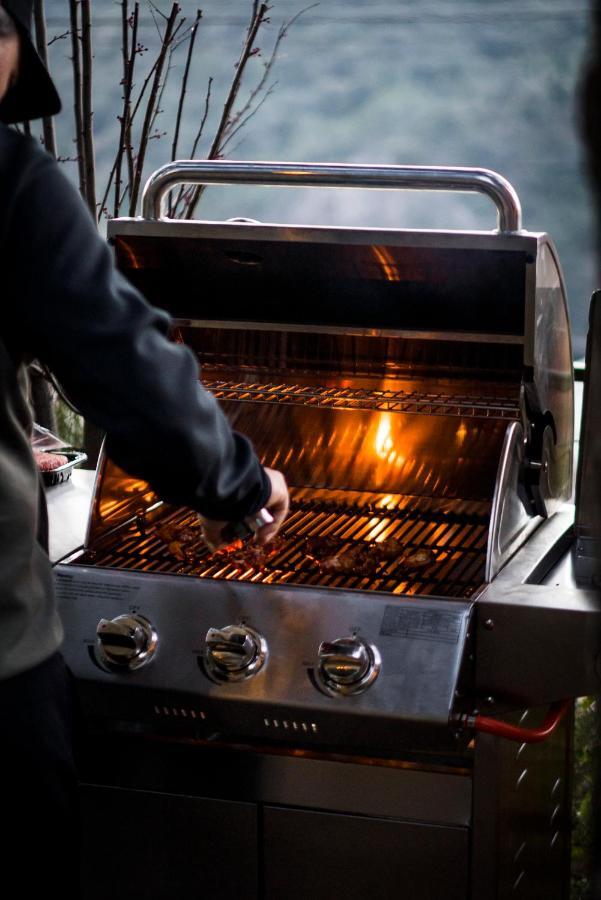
[37,448,88,487]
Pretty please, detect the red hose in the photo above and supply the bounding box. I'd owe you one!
[464,699,571,744]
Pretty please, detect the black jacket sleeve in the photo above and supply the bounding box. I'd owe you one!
[3,133,270,521]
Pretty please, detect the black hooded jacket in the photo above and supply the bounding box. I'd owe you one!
[0,127,269,679]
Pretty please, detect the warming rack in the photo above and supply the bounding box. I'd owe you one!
[204,381,521,421]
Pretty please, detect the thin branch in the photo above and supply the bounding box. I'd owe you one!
[121,0,129,79]
[227,4,316,139]
[47,29,70,47]
[168,9,202,215]
[68,0,86,200]
[81,0,96,215]
[129,2,180,216]
[171,9,201,163]
[33,0,57,158]
[103,1,139,220]
[207,3,268,160]
[149,1,171,22]
[191,76,213,158]
[249,1,260,31]
[185,2,269,219]
[130,55,159,123]
[171,75,212,217]
[127,16,186,128]
[219,82,275,154]
[149,17,187,135]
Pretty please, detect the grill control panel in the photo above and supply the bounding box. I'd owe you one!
[57,567,472,750]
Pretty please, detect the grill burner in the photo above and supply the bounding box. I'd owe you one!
[80,488,489,598]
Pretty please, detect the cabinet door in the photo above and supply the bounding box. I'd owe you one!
[263,806,468,900]
[81,785,258,900]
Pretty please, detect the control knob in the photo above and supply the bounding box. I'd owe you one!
[204,625,267,682]
[315,636,381,696]
[95,613,158,672]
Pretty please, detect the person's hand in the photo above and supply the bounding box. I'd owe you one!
[199,467,289,551]
[256,467,289,544]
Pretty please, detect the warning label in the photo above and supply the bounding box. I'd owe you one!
[379,606,462,644]
[55,572,142,603]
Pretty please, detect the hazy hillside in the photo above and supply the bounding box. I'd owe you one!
[43,0,593,354]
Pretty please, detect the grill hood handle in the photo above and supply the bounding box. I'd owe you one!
[141,160,522,232]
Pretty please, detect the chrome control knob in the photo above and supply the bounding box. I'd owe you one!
[204,625,267,682]
[95,613,158,672]
[316,636,381,696]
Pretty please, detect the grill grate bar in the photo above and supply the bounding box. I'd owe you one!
[205,380,520,421]
[81,489,490,599]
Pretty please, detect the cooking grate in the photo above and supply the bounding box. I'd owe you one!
[80,489,490,598]
[204,380,520,421]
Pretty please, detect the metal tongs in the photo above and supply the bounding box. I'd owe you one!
[202,507,274,552]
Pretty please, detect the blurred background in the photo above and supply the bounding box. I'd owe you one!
[42,0,594,357]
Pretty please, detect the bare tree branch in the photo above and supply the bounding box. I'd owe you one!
[100,0,140,220]
[185,2,269,219]
[47,29,70,47]
[121,0,129,82]
[68,0,86,200]
[171,74,212,217]
[226,4,316,141]
[33,0,57,158]
[129,2,180,216]
[219,82,276,154]
[81,0,97,215]
[171,9,201,163]
[249,1,260,30]
[149,17,187,135]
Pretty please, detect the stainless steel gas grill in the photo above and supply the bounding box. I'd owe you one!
[54,163,601,900]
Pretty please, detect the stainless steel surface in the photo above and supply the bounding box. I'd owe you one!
[522,239,574,516]
[471,717,571,900]
[476,514,601,707]
[575,290,601,583]
[174,318,526,345]
[315,636,381,696]
[485,421,541,581]
[224,404,508,500]
[55,565,472,747]
[46,468,96,563]
[206,379,521,420]
[141,160,523,232]
[95,613,159,672]
[108,216,540,251]
[204,624,268,683]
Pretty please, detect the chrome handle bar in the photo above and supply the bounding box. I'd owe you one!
[141,160,522,232]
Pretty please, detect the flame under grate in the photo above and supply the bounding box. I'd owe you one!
[81,489,490,599]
